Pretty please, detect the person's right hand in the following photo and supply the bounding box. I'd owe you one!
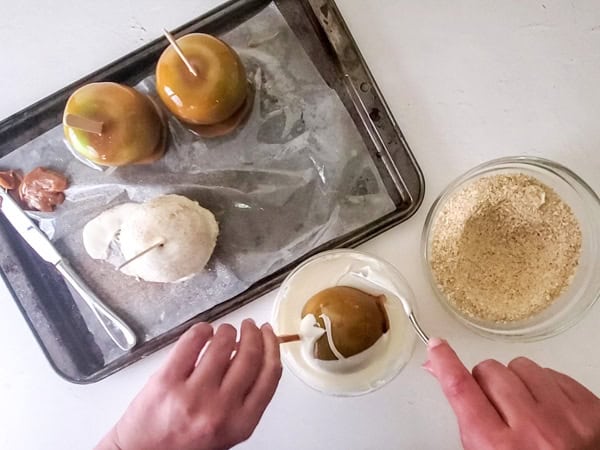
[424,338,600,450]
[96,320,282,450]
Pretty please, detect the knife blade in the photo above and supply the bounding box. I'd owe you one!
[0,189,137,351]
[0,190,61,265]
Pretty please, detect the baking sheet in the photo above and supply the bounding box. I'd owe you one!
[0,4,395,361]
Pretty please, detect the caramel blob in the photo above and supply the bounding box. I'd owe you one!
[19,167,68,212]
[0,170,22,190]
[301,286,389,361]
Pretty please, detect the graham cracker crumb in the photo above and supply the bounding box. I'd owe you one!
[430,173,582,323]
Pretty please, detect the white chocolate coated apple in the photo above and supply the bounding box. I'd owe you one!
[83,195,218,283]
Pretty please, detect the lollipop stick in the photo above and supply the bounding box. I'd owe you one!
[64,114,103,135]
[118,238,166,271]
[277,334,301,344]
[162,28,198,77]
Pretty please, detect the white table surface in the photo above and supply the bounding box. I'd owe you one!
[1,1,599,449]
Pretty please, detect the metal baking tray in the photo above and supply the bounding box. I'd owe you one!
[0,0,424,383]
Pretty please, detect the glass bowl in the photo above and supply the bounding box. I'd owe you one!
[272,249,417,396]
[422,156,600,341]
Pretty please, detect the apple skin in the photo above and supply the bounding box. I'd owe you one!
[156,33,248,125]
[63,82,165,167]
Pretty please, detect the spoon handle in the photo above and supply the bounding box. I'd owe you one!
[408,312,429,345]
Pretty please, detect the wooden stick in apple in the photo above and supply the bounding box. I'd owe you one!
[118,238,166,271]
[162,28,198,77]
[64,114,103,135]
[277,334,301,344]
[233,333,299,353]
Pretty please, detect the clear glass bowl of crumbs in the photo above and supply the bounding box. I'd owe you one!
[422,156,600,341]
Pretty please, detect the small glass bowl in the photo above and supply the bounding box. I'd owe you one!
[422,156,600,341]
[272,249,417,396]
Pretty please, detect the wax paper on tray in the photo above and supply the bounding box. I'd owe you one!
[0,4,395,359]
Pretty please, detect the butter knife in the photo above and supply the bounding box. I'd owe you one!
[0,190,137,351]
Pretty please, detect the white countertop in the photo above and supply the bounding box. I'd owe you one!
[1,1,599,449]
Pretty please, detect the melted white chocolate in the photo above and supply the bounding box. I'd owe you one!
[318,314,346,361]
[299,314,326,342]
[298,312,390,374]
[272,250,416,396]
[83,203,141,259]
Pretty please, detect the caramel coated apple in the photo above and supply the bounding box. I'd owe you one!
[155,33,248,126]
[63,82,166,167]
[301,286,389,361]
[187,82,254,138]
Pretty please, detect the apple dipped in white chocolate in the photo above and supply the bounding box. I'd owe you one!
[301,286,389,359]
[273,250,416,396]
[83,194,218,283]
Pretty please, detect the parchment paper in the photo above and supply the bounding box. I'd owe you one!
[0,4,395,360]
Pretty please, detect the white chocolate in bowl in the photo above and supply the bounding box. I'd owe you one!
[273,250,417,396]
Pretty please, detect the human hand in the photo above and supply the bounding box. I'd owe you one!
[424,338,600,450]
[96,320,282,450]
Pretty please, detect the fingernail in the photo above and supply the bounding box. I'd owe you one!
[262,323,273,331]
[245,318,256,325]
[427,337,446,349]
[422,360,435,376]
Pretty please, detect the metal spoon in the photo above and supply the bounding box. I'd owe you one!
[336,269,430,345]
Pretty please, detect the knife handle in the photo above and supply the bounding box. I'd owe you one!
[55,261,137,351]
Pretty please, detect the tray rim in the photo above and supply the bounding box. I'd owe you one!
[0,0,425,383]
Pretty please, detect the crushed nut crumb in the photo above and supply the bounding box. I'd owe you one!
[430,173,582,323]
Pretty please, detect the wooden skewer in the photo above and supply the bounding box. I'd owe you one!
[277,334,301,344]
[64,114,103,135]
[118,238,166,271]
[162,28,198,77]
[232,333,300,353]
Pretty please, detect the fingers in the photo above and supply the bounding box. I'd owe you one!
[508,357,567,404]
[547,368,600,404]
[426,338,506,432]
[222,319,265,399]
[243,323,282,420]
[160,323,213,382]
[472,359,537,426]
[190,323,237,387]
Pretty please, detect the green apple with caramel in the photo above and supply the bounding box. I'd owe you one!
[63,82,166,167]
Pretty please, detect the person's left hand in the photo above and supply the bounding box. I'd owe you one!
[96,319,282,450]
